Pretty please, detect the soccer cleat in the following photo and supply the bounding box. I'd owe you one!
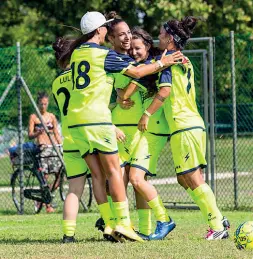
[135,231,150,241]
[95,217,105,232]
[222,216,230,230]
[114,225,145,242]
[103,225,123,243]
[62,235,75,243]
[205,228,229,240]
[149,219,176,241]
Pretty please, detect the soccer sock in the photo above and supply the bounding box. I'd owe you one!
[98,202,115,228]
[63,220,76,237]
[138,209,152,235]
[107,195,115,214]
[186,187,197,202]
[148,196,169,222]
[113,201,131,227]
[193,183,223,231]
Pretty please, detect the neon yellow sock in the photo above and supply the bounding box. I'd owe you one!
[193,183,223,231]
[63,220,76,237]
[98,202,115,228]
[186,187,196,202]
[138,209,152,235]
[113,201,131,227]
[148,196,169,222]
[107,195,115,215]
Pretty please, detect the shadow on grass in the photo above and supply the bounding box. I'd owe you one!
[0,237,107,245]
[0,211,18,216]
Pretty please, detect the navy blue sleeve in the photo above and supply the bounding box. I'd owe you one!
[158,67,172,88]
[104,50,132,73]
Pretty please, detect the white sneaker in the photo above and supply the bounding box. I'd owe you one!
[205,228,229,240]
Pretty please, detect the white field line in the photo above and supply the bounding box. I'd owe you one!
[0,172,251,193]
[148,171,251,185]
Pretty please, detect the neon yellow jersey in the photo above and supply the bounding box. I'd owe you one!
[143,97,170,135]
[68,43,132,128]
[111,74,146,125]
[129,56,169,135]
[111,54,146,125]
[157,52,205,134]
[52,69,76,149]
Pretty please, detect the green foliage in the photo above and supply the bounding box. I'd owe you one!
[0,46,59,129]
[1,0,253,47]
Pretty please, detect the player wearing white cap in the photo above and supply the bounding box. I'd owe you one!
[58,11,183,242]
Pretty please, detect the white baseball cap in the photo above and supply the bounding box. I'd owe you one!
[80,11,114,35]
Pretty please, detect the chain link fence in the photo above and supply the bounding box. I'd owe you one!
[214,34,253,209]
[0,33,252,214]
[0,45,66,214]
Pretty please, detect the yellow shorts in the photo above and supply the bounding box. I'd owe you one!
[69,124,118,157]
[63,129,90,179]
[170,128,207,175]
[131,132,168,176]
[116,126,142,167]
[63,151,89,179]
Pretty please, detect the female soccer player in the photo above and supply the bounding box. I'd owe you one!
[137,16,230,240]
[105,14,152,239]
[116,27,175,240]
[59,11,183,242]
[52,38,90,243]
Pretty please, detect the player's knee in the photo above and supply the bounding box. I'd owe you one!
[129,174,143,189]
[68,185,84,200]
[105,166,120,179]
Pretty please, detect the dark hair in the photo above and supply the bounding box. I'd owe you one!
[164,16,198,50]
[37,91,49,103]
[52,37,75,69]
[131,27,161,57]
[131,27,161,97]
[58,31,96,69]
[105,11,125,36]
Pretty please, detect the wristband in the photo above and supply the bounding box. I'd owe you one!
[156,60,164,68]
[155,93,166,102]
[144,110,151,117]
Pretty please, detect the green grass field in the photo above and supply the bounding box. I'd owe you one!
[0,210,252,259]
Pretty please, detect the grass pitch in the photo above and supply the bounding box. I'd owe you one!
[0,210,252,259]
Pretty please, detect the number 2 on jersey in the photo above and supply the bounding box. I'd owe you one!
[57,87,70,116]
[71,61,90,89]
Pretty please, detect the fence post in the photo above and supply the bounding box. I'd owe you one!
[230,31,238,209]
[209,37,216,192]
[17,42,24,215]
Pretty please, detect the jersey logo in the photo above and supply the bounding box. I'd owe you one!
[185,153,190,162]
[144,155,152,160]
[104,138,111,144]
[124,147,130,154]
[116,56,124,61]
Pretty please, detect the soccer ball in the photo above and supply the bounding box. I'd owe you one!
[234,221,253,250]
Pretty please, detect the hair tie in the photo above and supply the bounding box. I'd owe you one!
[163,23,182,43]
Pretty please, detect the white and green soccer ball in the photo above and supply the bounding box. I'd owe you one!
[234,221,253,250]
